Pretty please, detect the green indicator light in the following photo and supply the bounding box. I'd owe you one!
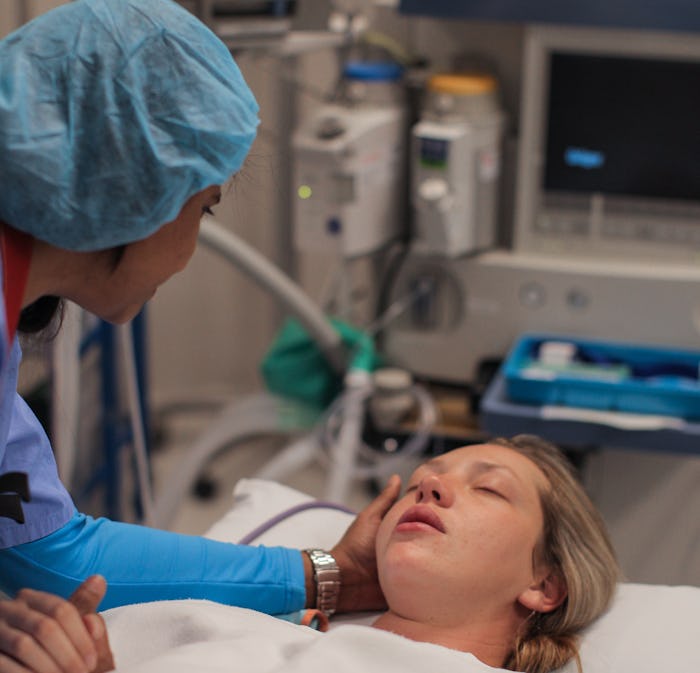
[298,185,312,200]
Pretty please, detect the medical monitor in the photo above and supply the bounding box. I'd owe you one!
[514,26,700,263]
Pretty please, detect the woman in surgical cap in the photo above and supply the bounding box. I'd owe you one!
[0,1,400,671]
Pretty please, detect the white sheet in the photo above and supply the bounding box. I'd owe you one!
[104,600,505,673]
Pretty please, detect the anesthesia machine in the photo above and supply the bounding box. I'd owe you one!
[382,25,700,386]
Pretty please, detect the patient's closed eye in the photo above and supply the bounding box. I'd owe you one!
[475,485,506,499]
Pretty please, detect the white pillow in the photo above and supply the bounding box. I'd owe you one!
[204,478,355,549]
[206,479,700,673]
[569,583,700,672]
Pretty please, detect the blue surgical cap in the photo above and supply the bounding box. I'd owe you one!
[0,0,259,251]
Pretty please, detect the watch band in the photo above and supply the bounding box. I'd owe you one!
[304,549,341,617]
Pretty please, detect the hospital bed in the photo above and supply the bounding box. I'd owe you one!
[103,477,700,673]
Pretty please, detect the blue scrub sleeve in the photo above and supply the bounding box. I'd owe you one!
[0,513,306,613]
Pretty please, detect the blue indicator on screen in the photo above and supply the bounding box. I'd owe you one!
[564,147,605,169]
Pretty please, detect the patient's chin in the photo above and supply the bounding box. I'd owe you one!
[379,550,439,601]
[383,535,442,567]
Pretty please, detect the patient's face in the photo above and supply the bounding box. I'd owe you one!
[375,443,549,621]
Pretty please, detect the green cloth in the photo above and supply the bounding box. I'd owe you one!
[261,318,379,409]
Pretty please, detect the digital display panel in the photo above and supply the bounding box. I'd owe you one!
[543,52,700,202]
[420,137,449,168]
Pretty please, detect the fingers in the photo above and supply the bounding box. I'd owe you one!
[0,591,97,673]
[73,579,115,673]
[0,617,58,673]
[81,616,114,673]
[17,589,97,673]
[70,577,113,671]
[361,474,401,520]
[0,578,110,673]
[80,615,103,643]
[0,589,115,673]
[328,475,403,613]
[0,650,34,673]
[68,577,106,616]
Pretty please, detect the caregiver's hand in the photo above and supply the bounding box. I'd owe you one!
[0,575,114,673]
[68,576,114,673]
[331,474,401,612]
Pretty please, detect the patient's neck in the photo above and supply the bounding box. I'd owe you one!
[371,609,518,669]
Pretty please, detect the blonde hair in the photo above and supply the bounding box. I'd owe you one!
[493,435,620,673]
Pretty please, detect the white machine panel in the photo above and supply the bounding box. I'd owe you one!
[293,104,406,258]
[383,251,700,384]
[412,116,502,258]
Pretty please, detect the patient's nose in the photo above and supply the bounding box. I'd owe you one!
[416,474,453,507]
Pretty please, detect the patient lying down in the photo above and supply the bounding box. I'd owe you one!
[372,435,619,673]
[106,435,618,673]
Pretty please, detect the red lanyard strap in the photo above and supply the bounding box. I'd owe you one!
[1,225,33,343]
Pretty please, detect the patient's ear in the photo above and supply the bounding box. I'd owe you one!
[517,569,567,614]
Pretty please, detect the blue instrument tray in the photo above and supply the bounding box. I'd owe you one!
[503,334,700,420]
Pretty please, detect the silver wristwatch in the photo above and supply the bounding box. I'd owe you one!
[304,549,341,617]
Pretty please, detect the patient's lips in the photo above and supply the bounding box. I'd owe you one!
[396,505,446,534]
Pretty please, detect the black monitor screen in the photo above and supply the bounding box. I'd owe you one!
[544,52,700,202]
